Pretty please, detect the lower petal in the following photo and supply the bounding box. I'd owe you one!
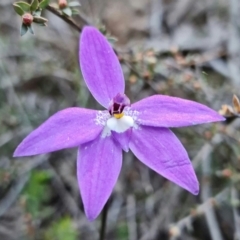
[129,126,199,194]
[77,136,122,221]
[112,129,132,152]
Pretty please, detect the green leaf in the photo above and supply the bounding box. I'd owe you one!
[13,3,25,16]
[117,222,129,239]
[62,7,72,17]
[28,25,34,34]
[107,36,118,44]
[39,0,50,9]
[22,170,52,219]
[68,1,81,7]
[20,23,28,36]
[15,1,31,12]
[71,8,79,15]
[33,10,42,16]
[33,16,48,23]
[44,217,78,240]
[38,23,47,26]
[30,0,39,12]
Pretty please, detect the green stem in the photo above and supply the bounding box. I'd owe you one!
[99,200,109,240]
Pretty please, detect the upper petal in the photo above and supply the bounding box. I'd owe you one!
[131,95,225,127]
[79,26,125,108]
[77,136,122,220]
[129,126,199,194]
[14,108,103,157]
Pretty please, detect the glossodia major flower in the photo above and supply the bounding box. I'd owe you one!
[14,26,225,221]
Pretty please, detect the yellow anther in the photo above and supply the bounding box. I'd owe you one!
[113,113,124,119]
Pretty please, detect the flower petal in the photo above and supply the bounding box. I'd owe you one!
[77,136,122,220]
[79,26,125,108]
[107,115,134,133]
[112,129,132,152]
[129,126,199,194]
[14,108,103,157]
[131,95,225,127]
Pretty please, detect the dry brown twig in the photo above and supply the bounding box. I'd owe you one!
[169,188,230,240]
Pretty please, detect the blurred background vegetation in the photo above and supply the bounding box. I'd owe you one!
[0,0,240,239]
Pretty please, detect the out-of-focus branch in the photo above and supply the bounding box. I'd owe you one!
[231,187,240,240]
[201,150,223,240]
[140,186,182,240]
[169,188,230,239]
[227,0,240,87]
[45,3,166,97]
[46,4,89,32]
[0,174,30,217]
[126,195,137,240]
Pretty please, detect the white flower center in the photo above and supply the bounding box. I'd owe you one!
[94,109,139,138]
[106,115,134,133]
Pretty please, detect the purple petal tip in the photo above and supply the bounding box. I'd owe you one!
[193,189,199,195]
[13,149,22,157]
[85,215,95,222]
[219,116,226,121]
[190,185,199,195]
[13,145,30,157]
[85,212,98,221]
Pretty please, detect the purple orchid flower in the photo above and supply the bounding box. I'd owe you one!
[14,26,224,221]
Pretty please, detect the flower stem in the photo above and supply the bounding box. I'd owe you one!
[99,200,109,240]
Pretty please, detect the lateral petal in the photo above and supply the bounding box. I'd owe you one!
[129,126,199,194]
[79,26,125,108]
[131,95,225,127]
[14,108,103,156]
[77,136,122,220]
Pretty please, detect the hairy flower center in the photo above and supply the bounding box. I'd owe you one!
[98,93,135,136]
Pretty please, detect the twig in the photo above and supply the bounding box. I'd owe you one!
[149,0,163,38]
[45,4,148,94]
[201,137,223,240]
[227,0,240,87]
[46,5,89,32]
[193,120,240,170]
[99,200,109,240]
[126,195,137,240]
[0,174,30,217]
[192,133,223,169]
[51,167,81,218]
[176,49,226,68]
[140,185,182,240]
[231,187,240,240]
[170,188,230,239]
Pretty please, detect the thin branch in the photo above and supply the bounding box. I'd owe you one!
[46,5,89,32]
[201,138,223,240]
[126,194,137,240]
[45,3,167,96]
[170,188,230,239]
[0,174,30,217]
[227,0,240,87]
[231,187,240,240]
